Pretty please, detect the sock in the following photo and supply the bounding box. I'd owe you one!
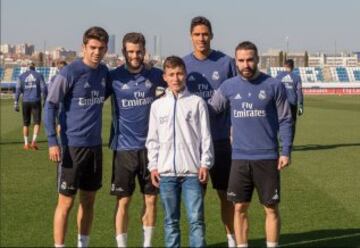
[54,244,65,248]
[77,234,89,248]
[32,134,37,142]
[143,226,155,247]
[266,241,278,248]
[116,233,128,248]
[24,136,29,145]
[237,244,248,248]
[227,234,236,247]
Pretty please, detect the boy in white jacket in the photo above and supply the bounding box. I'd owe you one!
[146,56,214,247]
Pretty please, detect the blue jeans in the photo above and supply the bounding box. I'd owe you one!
[159,176,206,248]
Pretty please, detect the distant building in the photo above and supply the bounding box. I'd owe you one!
[285,52,306,67]
[52,47,77,60]
[15,43,34,56]
[1,44,15,54]
[259,49,282,69]
[309,53,358,67]
[352,52,360,64]
[108,34,116,54]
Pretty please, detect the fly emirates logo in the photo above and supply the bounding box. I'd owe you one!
[194,84,213,99]
[233,102,266,118]
[78,90,105,106]
[121,91,153,108]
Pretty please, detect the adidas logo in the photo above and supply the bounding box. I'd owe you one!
[84,82,91,88]
[188,75,196,81]
[281,74,293,83]
[121,84,130,90]
[234,93,242,99]
[25,74,36,83]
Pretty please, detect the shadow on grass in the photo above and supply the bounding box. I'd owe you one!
[208,228,360,247]
[0,139,48,145]
[293,143,360,151]
[0,139,111,148]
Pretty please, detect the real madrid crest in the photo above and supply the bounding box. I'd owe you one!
[145,80,152,88]
[212,71,220,81]
[258,90,266,100]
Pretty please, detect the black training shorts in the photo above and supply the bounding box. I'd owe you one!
[110,149,158,197]
[22,101,41,126]
[227,159,280,205]
[209,139,232,191]
[57,145,102,196]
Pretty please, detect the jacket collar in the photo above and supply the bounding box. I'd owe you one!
[165,87,190,99]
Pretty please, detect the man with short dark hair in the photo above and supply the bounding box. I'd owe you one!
[14,62,46,150]
[45,26,110,248]
[276,59,304,142]
[109,32,166,247]
[183,16,237,247]
[210,41,293,248]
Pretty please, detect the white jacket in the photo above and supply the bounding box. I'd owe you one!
[146,88,214,176]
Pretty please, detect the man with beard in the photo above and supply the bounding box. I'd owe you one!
[209,41,293,248]
[45,26,110,248]
[183,16,237,247]
[109,32,166,247]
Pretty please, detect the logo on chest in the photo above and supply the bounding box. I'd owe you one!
[258,90,267,100]
[212,71,220,81]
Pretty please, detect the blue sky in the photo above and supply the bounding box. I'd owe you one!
[1,0,359,56]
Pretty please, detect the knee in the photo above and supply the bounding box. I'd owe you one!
[264,204,280,218]
[234,203,249,215]
[117,197,131,212]
[57,195,74,213]
[188,210,204,224]
[145,195,157,209]
[80,195,96,210]
[234,203,248,212]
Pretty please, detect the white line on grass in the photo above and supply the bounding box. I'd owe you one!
[279,233,360,247]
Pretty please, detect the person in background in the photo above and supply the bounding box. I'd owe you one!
[14,62,46,150]
[276,59,304,142]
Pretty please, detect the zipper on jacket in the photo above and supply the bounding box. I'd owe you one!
[172,95,177,175]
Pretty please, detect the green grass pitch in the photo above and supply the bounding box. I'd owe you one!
[1,96,360,247]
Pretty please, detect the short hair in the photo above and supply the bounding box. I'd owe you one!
[190,16,213,35]
[235,41,259,57]
[58,60,67,67]
[122,32,146,50]
[29,62,35,70]
[83,26,109,45]
[284,59,294,69]
[163,56,186,72]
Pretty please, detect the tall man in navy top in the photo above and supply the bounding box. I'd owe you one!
[183,16,237,247]
[276,59,304,142]
[209,41,293,248]
[44,26,110,248]
[109,32,166,248]
[14,62,46,150]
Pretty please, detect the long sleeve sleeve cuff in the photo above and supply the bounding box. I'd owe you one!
[48,135,58,147]
[281,146,291,157]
